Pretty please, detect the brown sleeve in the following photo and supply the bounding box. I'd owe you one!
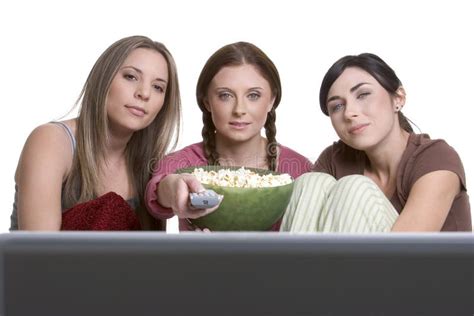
[404,140,467,191]
[313,145,335,175]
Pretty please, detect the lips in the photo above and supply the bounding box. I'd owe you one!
[125,105,146,117]
[229,121,250,129]
[349,123,370,134]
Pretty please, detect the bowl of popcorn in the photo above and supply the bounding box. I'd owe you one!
[176,166,294,231]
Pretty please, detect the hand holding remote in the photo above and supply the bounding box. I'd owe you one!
[189,189,223,209]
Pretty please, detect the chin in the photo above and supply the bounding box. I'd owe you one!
[221,133,254,144]
[228,136,252,144]
[341,136,375,151]
[121,122,150,135]
[128,117,154,130]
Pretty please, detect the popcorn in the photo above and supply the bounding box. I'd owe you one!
[191,167,292,188]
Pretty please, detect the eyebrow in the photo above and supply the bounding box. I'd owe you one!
[216,87,263,90]
[121,66,167,83]
[326,82,371,103]
[214,87,264,93]
[350,82,370,92]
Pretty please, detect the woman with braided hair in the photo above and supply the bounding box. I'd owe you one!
[145,42,312,231]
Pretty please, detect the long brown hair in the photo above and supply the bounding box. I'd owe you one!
[63,35,181,230]
[196,42,281,171]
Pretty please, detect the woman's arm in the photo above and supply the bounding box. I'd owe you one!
[15,124,73,230]
[145,144,216,220]
[391,170,461,231]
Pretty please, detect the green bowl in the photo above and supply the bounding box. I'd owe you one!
[176,166,294,231]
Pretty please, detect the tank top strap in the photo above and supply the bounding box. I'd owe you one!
[51,121,76,155]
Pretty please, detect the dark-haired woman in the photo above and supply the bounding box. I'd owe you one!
[281,53,471,232]
[145,42,312,231]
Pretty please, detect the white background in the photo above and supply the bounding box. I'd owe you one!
[1,0,472,232]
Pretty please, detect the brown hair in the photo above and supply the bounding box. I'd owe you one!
[63,35,181,230]
[319,53,413,132]
[196,42,281,171]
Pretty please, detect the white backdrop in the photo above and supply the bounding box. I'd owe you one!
[1,0,472,232]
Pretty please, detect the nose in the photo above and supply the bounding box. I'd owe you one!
[135,83,151,101]
[343,100,359,120]
[232,97,247,116]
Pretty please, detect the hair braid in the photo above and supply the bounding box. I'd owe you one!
[264,108,278,171]
[202,111,219,165]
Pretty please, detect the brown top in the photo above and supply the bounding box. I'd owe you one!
[314,133,471,231]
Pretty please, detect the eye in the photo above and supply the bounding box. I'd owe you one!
[247,92,261,101]
[218,92,233,101]
[153,84,165,93]
[124,73,137,81]
[357,92,370,99]
[328,102,344,114]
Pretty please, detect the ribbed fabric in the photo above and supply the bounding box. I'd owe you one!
[280,173,399,233]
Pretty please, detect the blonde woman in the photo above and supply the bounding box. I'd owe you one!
[12,36,181,231]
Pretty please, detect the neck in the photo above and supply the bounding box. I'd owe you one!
[215,134,269,169]
[364,129,410,182]
[105,126,134,162]
[96,127,134,199]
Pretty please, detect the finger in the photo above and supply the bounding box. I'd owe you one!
[181,174,205,193]
[173,180,195,218]
[184,207,211,219]
[180,194,224,219]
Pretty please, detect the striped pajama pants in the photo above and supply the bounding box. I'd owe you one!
[280,173,399,233]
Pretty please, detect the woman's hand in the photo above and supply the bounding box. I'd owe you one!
[158,173,222,219]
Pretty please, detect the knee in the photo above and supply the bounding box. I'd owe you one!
[293,172,337,195]
[335,175,379,191]
[338,174,376,185]
[295,172,336,184]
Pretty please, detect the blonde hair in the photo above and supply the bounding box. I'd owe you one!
[63,35,181,230]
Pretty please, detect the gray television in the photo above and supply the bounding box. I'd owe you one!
[1,232,473,316]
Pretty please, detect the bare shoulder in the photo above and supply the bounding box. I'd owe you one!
[23,122,73,159]
[15,122,75,183]
[15,121,77,230]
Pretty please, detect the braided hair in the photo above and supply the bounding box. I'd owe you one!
[201,109,219,165]
[264,108,278,171]
[196,42,282,171]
